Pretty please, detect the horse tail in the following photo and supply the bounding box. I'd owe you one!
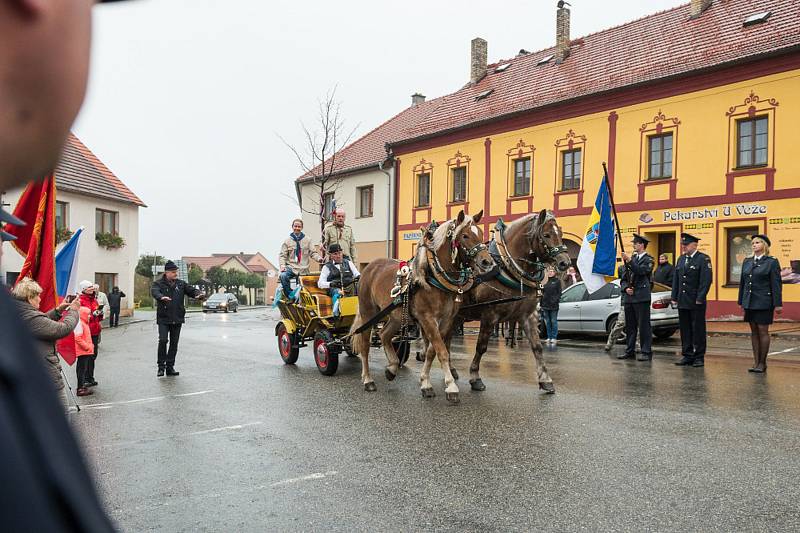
[349,310,370,357]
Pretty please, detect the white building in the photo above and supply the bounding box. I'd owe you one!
[1,134,145,314]
[295,94,434,270]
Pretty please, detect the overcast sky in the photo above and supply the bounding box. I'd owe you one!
[74,0,687,264]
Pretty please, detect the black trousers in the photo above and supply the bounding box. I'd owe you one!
[86,335,100,381]
[624,301,652,355]
[678,305,707,359]
[109,307,120,327]
[75,356,91,388]
[157,323,182,369]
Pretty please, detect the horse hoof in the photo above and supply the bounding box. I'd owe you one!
[450,368,459,381]
[446,392,460,404]
[469,379,486,391]
[364,382,377,392]
[385,369,396,381]
[421,388,435,398]
[539,382,556,394]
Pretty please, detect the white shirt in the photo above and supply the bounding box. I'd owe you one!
[318,260,361,289]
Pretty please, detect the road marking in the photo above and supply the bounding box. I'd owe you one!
[769,346,800,356]
[271,471,338,487]
[81,389,215,410]
[188,422,262,436]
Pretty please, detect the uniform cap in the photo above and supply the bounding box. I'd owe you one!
[631,233,649,245]
[751,234,771,247]
[680,233,700,245]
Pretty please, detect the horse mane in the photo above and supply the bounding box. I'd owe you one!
[412,214,475,289]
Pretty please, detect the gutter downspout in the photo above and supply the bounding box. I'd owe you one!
[378,154,395,259]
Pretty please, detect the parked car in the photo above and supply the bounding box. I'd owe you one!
[541,280,679,340]
[202,293,239,313]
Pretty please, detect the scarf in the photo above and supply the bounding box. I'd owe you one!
[290,232,305,263]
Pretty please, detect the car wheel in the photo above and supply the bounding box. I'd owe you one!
[313,330,339,376]
[277,323,299,364]
[654,328,678,340]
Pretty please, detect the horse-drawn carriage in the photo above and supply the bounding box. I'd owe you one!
[274,274,358,376]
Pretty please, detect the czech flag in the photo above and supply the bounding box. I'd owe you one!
[577,178,617,293]
[4,176,58,311]
[53,228,84,366]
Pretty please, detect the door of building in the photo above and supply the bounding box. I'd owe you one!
[657,232,677,263]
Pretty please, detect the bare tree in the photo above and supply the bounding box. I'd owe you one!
[280,87,358,234]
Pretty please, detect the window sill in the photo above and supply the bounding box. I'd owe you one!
[355,214,374,219]
[447,200,468,206]
[508,194,532,200]
[555,188,582,195]
[733,164,768,171]
[414,205,430,210]
[644,177,675,182]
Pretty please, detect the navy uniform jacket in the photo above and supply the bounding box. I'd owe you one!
[620,252,654,304]
[670,251,713,309]
[738,256,782,310]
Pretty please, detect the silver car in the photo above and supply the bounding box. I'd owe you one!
[549,280,679,339]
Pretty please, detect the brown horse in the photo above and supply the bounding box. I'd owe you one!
[458,209,571,393]
[350,210,494,403]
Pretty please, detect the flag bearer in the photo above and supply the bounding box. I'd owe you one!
[617,234,654,361]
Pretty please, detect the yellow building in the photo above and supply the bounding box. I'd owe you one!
[391,0,800,319]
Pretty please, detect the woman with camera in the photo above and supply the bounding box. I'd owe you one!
[12,277,80,408]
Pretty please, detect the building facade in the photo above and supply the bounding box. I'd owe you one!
[391,0,800,319]
[1,134,144,314]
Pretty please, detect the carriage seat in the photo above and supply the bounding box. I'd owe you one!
[299,275,333,316]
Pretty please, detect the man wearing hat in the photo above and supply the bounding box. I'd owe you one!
[318,243,361,316]
[671,233,713,367]
[150,260,207,377]
[618,234,655,361]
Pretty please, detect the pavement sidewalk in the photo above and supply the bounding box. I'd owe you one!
[114,305,269,327]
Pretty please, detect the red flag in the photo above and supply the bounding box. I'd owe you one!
[5,176,59,312]
[56,334,78,366]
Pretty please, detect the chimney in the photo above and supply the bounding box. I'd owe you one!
[411,93,426,106]
[470,37,488,83]
[555,1,571,64]
[689,0,712,18]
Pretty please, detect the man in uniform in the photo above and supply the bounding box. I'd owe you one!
[321,208,357,265]
[617,234,655,361]
[671,233,713,367]
[0,1,127,530]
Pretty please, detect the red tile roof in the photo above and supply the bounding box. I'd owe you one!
[296,98,441,182]
[393,0,800,145]
[182,256,234,272]
[183,254,277,274]
[56,134,146,207]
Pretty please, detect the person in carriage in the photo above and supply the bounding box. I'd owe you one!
[318,243,360,316]
[278,218,323,301]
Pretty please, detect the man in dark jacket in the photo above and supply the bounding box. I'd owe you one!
[151,260,206,377]
[671,233,713,367]
[617,234,655,361]
[107,286,125,327]
[653,254,675,287]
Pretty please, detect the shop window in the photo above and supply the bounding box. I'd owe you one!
[561,149,582,191]
[648,133,673,179]
[416,172,430,207]
[55,201,69,231]
[95,209,118,235]
[451,166,467,203]
[512,158,531,197]
[357,185,373,218]
[726,226,758,285]
[322,192,335,221]
[736,116,768,168]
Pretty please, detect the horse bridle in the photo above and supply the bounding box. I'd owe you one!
[528,213,568,263]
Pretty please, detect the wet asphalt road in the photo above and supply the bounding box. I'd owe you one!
[68,310,800,532]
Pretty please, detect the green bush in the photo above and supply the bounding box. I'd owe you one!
[96,232,125,249]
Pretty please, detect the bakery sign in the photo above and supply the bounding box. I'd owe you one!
[403,231,423,240]
[658,203,768,222]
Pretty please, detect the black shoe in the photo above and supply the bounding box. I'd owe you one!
[616,352,635,360]
[637,353,652,361]
[87,380,98,387]
[166,367,180,376]
[674,357,694,366]
[157,368,165,377]
[692,358,705,367]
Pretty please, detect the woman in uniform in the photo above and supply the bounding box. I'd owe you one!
[737,234,782,373]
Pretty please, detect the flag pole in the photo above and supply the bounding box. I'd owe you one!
[602,162,626,255]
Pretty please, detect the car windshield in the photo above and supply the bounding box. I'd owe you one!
[208,294,227,302]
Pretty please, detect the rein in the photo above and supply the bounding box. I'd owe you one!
[419,220,484,300]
